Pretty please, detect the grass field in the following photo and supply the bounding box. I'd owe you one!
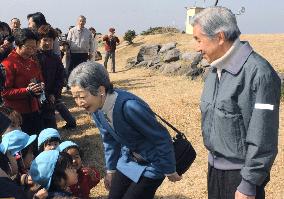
[58,33,284,199]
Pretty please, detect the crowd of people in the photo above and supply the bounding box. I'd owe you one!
[0,6,282,199]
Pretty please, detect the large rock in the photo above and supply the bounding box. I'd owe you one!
[161,62,181,75]
[135,61,149,68]
[163,48,180,63]
[181,52,201,62]
[159,42,177,53]
[199,59,210,68]
[147,57,160,68]
[177,64,193,76]
[125,57,137,68]
[137,45,161,63]
[186,67,204,80]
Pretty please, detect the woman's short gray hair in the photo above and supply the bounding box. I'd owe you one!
[68,61,113,96]
[190,6,241,42]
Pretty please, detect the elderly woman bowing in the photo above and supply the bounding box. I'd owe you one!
[68,61,181,199]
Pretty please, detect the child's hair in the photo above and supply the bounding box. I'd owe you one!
[48,152,73,192]
[38,137,61,153]
[62,145,84,159]
[0,152,10,174]
[0,106,22,129]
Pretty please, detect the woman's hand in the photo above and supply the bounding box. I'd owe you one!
[104,172,115,191]
[167,172,182,182]
[27,82,42,96]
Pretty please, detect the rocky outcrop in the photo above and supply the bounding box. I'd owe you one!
[126,42,208,78]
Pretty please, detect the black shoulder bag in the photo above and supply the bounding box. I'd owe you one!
[154,112,197,175]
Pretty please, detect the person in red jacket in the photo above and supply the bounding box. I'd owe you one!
[58,141,100,199]
[1,28,44,136]
[103,27,119,73]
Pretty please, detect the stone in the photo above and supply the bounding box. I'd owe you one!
[161,62,181,75]
[147,57,161,67]
[186,67,204,80]
[159,42,177,53]
[125,57,137,68]
[163,48,180,63]
[181,52,201,62]
[137,45,161,63]
[199,59,210,68]
[135,61,149,68]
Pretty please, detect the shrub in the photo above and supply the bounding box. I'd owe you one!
[123,30,136,44]
[140,26,180,35]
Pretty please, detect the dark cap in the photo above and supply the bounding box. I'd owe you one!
[0,112,11,134]
[109,28,115,33]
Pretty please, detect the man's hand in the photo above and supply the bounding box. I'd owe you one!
[104,172,115,191]
[167,172,182,182]
[34,188,48,199]
[235,190,255,199]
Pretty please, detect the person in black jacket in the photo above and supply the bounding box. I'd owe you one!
[37,25,76,129]
[37,25,65,128]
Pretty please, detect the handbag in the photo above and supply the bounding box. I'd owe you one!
[154,112,197,176]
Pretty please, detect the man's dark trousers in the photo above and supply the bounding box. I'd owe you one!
[69,53,88,75]
[104,51,116,72]
[109,170,164,199]
[208,165,269,199]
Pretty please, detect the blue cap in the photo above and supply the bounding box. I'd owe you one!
[57,141,78,152]
[30,150,59,190]
[38,128,61,149]
[1,130,37,155]
[0,143,5,154]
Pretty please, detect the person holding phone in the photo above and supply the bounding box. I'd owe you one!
[1,28,44,136]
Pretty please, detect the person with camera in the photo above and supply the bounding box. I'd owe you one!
[0,21,14,62]
[68,61,182,199]
[1,28,44,136]
[103,27,120,73]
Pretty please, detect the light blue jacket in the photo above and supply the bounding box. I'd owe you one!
[92,89,176,183]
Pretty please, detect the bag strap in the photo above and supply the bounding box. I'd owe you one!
[152,112,184,136]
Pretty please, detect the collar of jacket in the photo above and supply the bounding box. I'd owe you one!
[212,41,253,75]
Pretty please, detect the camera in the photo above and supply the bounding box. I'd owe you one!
[29,78,46,103]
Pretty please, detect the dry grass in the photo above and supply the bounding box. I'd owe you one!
[58,33,284,199]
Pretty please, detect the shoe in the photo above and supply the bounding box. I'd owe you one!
[62,123,77,130]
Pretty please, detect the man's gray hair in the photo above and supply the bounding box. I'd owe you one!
[78,15,86,21]
[190,6,241,42]
[68,61,113,96]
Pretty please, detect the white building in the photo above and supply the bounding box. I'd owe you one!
[185,7,204,34]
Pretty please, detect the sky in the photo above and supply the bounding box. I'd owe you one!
[0,0,283,35]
